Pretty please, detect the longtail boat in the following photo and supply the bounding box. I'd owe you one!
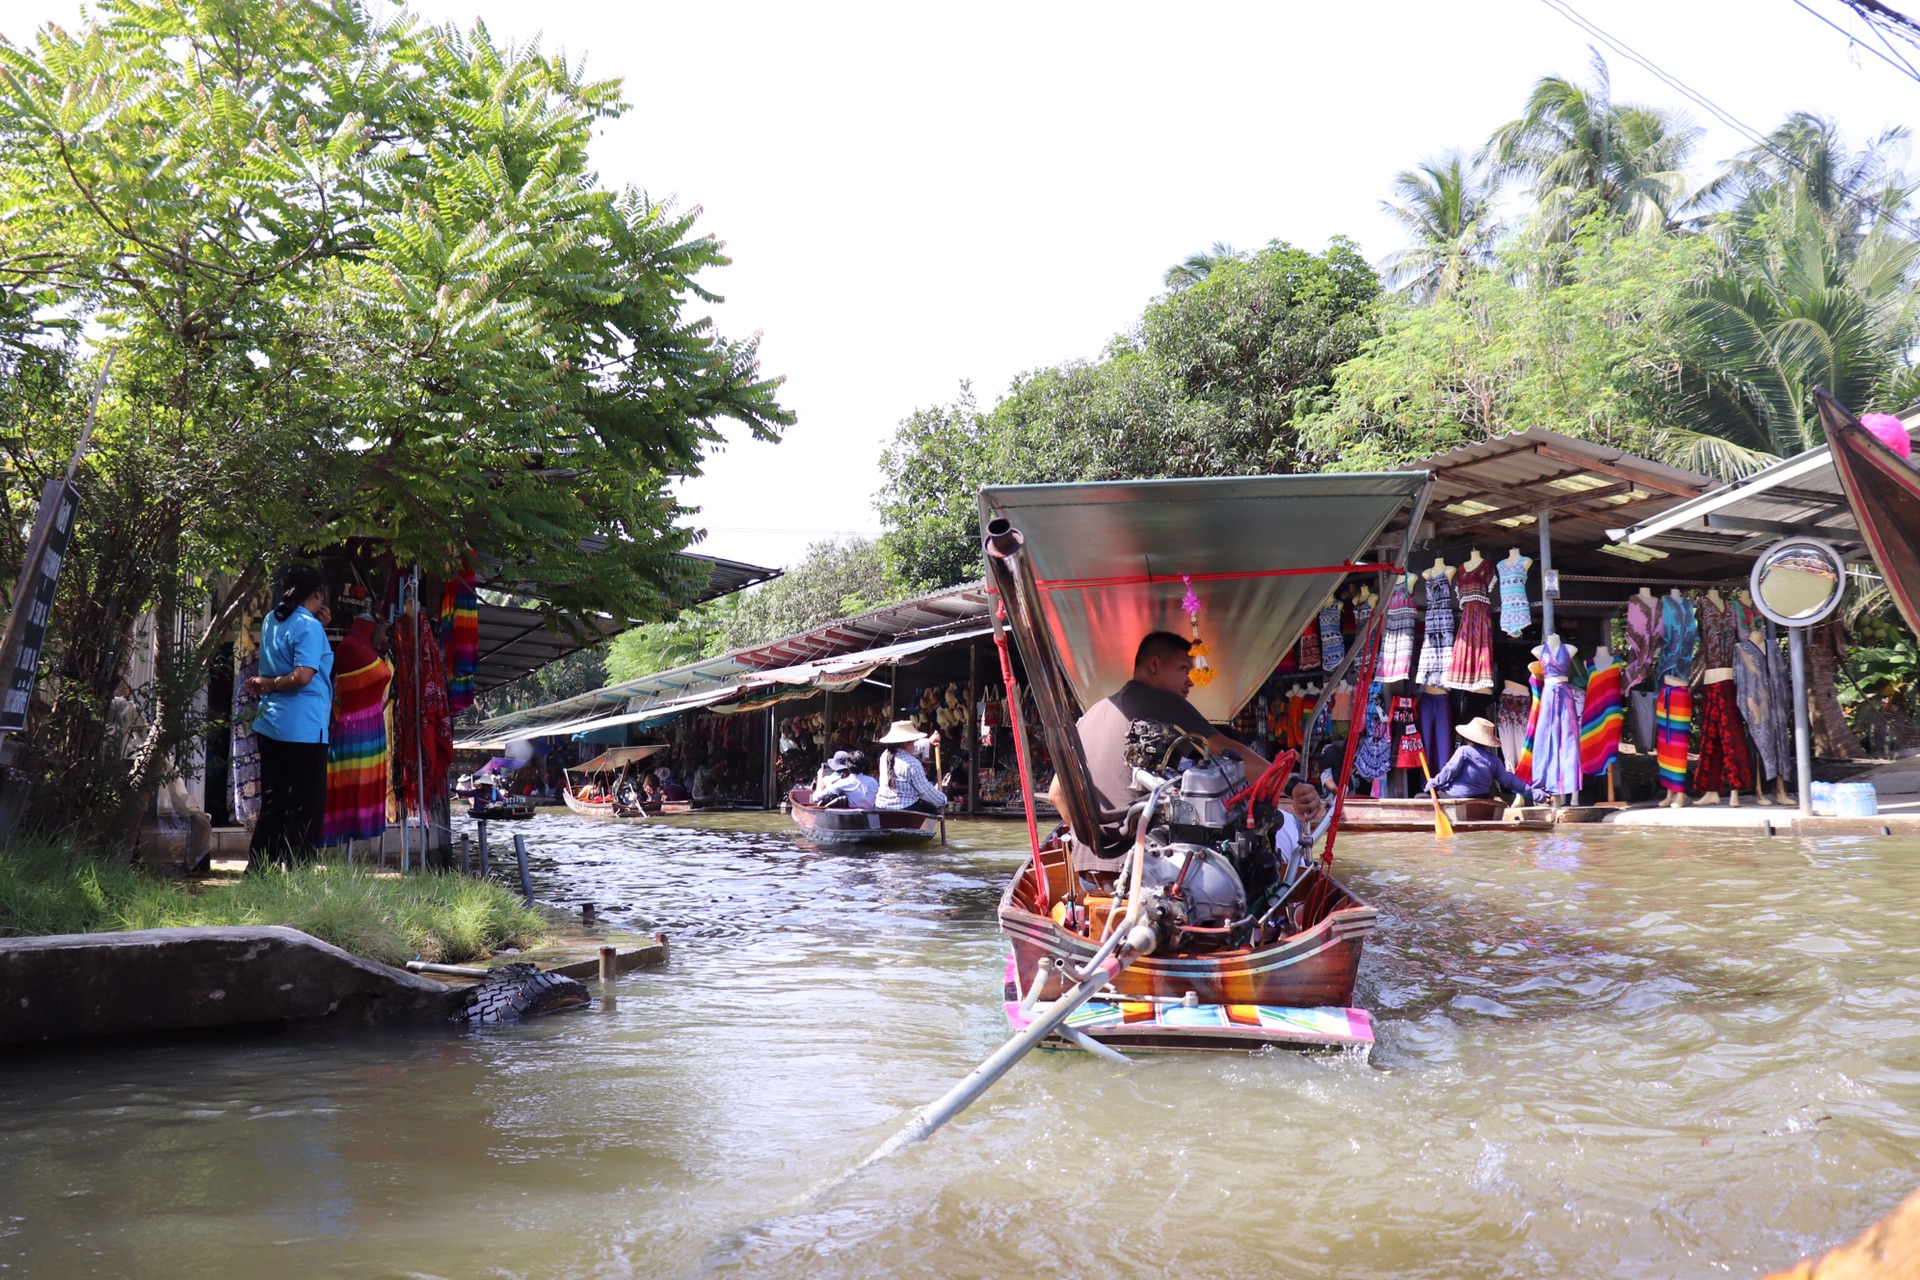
[1818,390,1920,637]
[979,472,1432,1054]
[786,787,940,845]
[561,744,667,819]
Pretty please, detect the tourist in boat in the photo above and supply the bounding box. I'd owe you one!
[813,750,878,809]
[1424,717,1547,803]
[1056,631,1325,840]
[654,766,690,803]
[874,721,948,814]
[243,564,334,870]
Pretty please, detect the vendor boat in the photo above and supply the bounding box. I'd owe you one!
[1819,390,1920,638]
[469,794,536,820]
[980,471,1432,1054]
[786,786,940,844]
[561,745,667,820]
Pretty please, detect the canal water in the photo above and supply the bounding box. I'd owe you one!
[4,814,1918,1279]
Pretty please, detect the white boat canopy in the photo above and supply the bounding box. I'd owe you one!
[567,744,669,774]
[979,472,1433,721]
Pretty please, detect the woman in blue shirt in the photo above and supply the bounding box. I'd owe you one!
[244,564,334,869]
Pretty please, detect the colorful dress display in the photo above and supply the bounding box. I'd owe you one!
[1445,560,1496,691]
[1624,593,1661,692]
[1694,595,1738,677]
[1517,663,1543,783]
[437,567,480,715]
[1297,618,1320,672]
[1497,685,1531,771]
[394,612,453,813]
[1734,634,1789,782]
[1692,676,1755,793]
[1530,639,1582,796]
[1579,656,1624,779]
[323,626,393,846]
[1390,695,1423,769]
[1413,570,1456,687]
[1497,556,1531,636]
[1377,579,1418,682]
[1354,684,1393,781]
[1318,601,1345,672]
[1654,594,1698,794]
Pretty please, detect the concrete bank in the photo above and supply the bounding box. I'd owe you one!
[0,925,455,1045]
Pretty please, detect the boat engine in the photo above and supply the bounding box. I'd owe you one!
[1137,834,1246,950]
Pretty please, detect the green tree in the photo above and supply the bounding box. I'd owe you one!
[1163,242,1246,291]
[0,1,789,842]
[603,594,744,682]
[721,539,900,651]
[1379,150,1501,302]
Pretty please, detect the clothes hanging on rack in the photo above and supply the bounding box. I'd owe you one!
[1418,690,1452,774]
[323,628,392,846]
[1390,695,1423,769]
[1580,656,1624,779]
[1692,677,1754,792]
[437,567,480,714]
[1497,557,1531,636]
[1354,685,1393,781]
[1734,635,1788,782]
[1297,620,1320,672]
[1529,640,1582,795]
[1413,573,1456,687]
[1377,579,1417,682]
[1657,595,1697,682]
[1518,663,1543,783]
[1694,596,1737,677]
[1318,601,1345,671]
[1497,686,1531,771]
[394,612,453,813]
[1352,594,1374,638]
[1625,594,1660,691]
[1445,560,1496,691]
[1629,690,1656,752]
[1655,683,1692,792]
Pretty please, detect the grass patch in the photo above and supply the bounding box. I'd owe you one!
[0,837,550,966]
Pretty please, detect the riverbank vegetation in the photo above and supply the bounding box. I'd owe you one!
[0,0,790,846]
[0,838,547,965]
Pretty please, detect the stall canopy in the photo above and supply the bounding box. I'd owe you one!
[980,473,1433,721]
[568,744,668,774]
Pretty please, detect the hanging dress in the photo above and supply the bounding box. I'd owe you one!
[1624,594,1661,692]
[1412,571,1456,687]
[1654,595,1698,793]
[1418,688,1453,774]
[1497,684,1531,771]
[1530,639,1583,796]
[1354,683,1393,781]
[437,567,480,715]
[1693,674,1755,793]
[1694,596,1738,677]
[1579,657,1624,779]
[1390,695,1424,769]
[1297,619,1320,673]
[1517,662,1544,783]
[394,613,454,813]
[1445,560,1496,691]
[1318,601,1345,672]
[1734,635,1788,782]
[1377,579,1418,682]
[323,630,393,846]
[1497,556,1531,636]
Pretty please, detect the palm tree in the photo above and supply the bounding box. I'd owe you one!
[1490,50,1700,236]
[1700,112,1913,260]
[1163,242,1246,291]
[1378,150,1500,301]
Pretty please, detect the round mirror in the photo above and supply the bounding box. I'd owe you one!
[1750,538,1847,627]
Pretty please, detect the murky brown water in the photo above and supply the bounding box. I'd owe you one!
[4,814,1918,1279]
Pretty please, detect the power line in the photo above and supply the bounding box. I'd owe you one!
[1531,0,1920,241]
[1786,0,1920,83]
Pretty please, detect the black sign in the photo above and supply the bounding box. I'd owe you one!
[0,479,80,733]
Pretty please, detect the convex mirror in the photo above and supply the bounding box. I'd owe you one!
[1750,538,1847,627]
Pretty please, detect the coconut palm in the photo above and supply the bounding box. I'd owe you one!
[1700,112,1914,259]
[1378,150,1500,301]
[1490,50,1700,236]
[1163,242,1246,291]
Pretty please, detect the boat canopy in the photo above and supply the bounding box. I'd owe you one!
[978,472,1432,720]
[567,744,668,774]
[474,756,518,776]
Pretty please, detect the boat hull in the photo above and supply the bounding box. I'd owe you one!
[787,789,938,844]
[1820,392,1920,640]
[561,788,620,820]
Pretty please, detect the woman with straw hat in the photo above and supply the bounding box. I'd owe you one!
[873,720,948,814]
[1425,716,1547,804]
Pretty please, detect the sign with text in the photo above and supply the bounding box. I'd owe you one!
[0,479,81,733]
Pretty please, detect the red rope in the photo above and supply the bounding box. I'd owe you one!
[992,603,1048,912]
[1320,583,1389,866]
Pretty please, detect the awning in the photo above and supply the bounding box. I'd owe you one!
[567,744,669,773]
[980,473,1432,720]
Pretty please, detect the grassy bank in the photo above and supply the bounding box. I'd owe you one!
[0,838,550,966]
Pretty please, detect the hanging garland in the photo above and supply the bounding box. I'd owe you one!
[1182,576,1215,686]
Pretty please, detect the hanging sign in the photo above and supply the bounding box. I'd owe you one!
[1542,569,1561,600]
[0,478,82,733]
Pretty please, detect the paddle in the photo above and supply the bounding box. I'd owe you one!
[1416,747,1455,840]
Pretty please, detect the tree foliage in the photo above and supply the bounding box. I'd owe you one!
[0,1,789,841]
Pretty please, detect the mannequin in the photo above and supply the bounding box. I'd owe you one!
[1530,633,1581,801]
[1379,572,1418,682]
[1461,547,1484,572]
[1655,588,1698,807]
[1447,548,1496,692]
[1428,556,1456,580]
[1413,558,1458,687]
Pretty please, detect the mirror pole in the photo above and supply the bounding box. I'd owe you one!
[1789,625,1813,816]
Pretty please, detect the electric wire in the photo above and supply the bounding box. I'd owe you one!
[1532,0,1920,242]
[1785,0,1920,82]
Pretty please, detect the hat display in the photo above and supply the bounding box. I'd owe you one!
[1456,716,1499,748]
[827,750,855,772]
[875,719,927,745]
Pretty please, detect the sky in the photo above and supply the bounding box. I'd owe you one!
[2,0,1915,570]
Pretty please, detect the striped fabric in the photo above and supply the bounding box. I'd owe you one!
[1655,683,1692,793]
[1580,660,1624,779]
[439,569,480,714]
[324,653,392,845]
[1516,662,1542,783]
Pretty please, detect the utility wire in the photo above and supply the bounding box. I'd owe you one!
[1786,0,1920,83]
[1838,0,1920,45]
[1532,0,1920,241]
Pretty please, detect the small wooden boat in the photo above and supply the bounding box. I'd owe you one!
[469,795,536,820]
[1819,390,1920,637]
[979,471,1433,1054]
[787,787,940,844]
[561,744,668,820]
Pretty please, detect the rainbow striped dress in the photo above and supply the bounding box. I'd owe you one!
[324,634,392,846]
[1579,659,1624,779]
[439,568,480,714]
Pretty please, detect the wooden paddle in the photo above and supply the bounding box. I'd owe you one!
[1416,747,1455,840]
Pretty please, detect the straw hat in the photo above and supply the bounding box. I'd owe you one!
[1456,716,1499,748]
[875,719,927,745]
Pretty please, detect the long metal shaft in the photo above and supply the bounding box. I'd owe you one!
[1790,625,1813,815]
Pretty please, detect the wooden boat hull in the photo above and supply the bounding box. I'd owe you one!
[998,844,1376,1009]
[1820,392,1920,639]
[561,787,620,820]
[787,788,938,844]
[468,802,535,820]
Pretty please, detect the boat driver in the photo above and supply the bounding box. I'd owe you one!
[1050,631,1327,843]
